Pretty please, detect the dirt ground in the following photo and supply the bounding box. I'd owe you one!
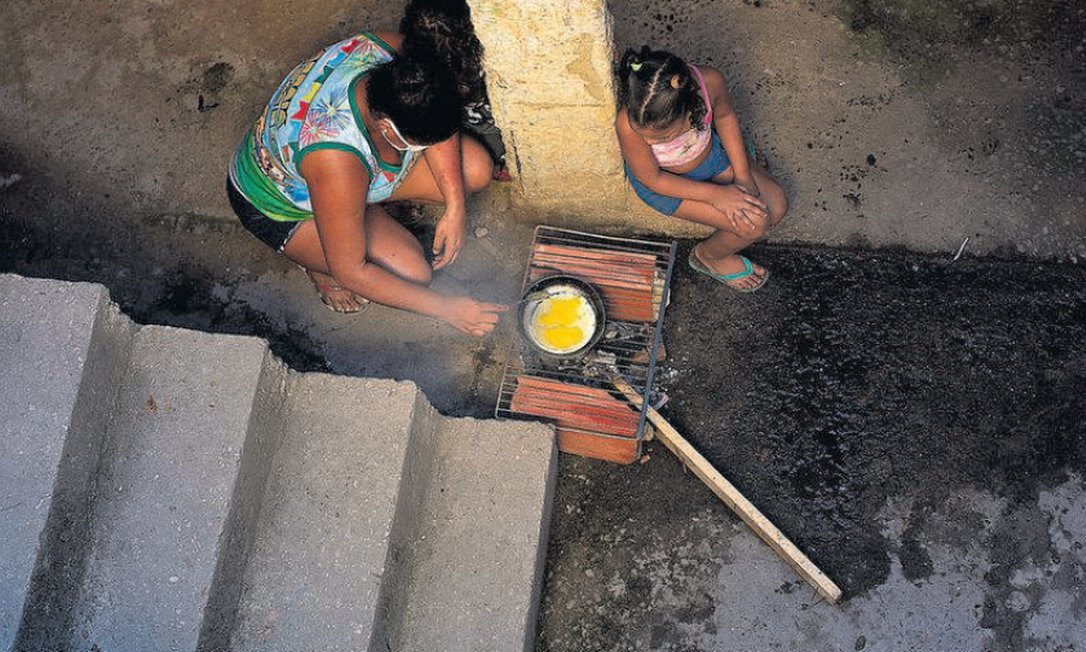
[1,0,1084,650]
[537,243,1085,651]
[4,205,1084,652]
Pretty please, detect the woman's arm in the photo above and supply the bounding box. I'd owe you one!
[373,30,403,52]
[422,134,468,269]
[702,66,758,196]
[299,150,502,335]
[371,29,465,267]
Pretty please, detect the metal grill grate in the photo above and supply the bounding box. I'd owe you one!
[496,226,676,464]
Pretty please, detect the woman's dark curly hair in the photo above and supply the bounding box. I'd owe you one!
[616,46,707,132]
[366,53,461,145]
[400,0,487,105]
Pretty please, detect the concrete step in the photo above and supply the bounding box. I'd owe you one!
[1,274,558,652]
[391,416,556,652]
[0,276,134,651]
[229,376,438,652]
[67,326,283,652]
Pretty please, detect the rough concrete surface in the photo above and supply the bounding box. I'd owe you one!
[0,274,558,650]
[1,0,1084,651]
[395,417,556,652]
[0,0,403,223]
[0,277,138,652]
[470,0,631,218]
[3,1,1082,256]
[0,279,111,651]
[231,378,428,652]
[609,0,1086,259]
[69,328,270,652]
[537,245,1085,651]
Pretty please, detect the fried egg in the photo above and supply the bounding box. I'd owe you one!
[524,287,598,355]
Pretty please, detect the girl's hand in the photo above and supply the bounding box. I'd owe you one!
[734,172,760,199]
[442,297,509,337]
[710,185,768,232]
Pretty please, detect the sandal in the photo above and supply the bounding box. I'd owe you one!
[749,139,770,172]
[492,164,513,182]
[688,251,769,293]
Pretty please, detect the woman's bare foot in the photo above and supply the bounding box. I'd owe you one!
[306,270,369,313]
[690,243,768,292]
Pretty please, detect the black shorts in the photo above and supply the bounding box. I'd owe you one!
[226,178,305,252]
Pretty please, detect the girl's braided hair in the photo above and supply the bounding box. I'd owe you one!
[616,46,707,132]
[400,0,487,105]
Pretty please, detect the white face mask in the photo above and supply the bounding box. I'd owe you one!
[380,119,428,152]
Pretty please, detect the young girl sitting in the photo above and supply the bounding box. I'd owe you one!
[615,46,788,292]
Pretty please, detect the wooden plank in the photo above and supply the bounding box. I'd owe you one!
[510,376,641,437]
[533,243,660,269]
[528,266,652,293]
[614,377,843,604]
[556,428,640,464]
[527,243,661,323]
[527,269,657,322]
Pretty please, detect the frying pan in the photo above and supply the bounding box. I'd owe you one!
[517,274,606,358]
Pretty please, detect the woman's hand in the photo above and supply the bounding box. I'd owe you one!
[441,297,508,336]
[709,184,768,233]
[432,207,467,270]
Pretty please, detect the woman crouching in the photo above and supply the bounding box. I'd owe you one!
[227,32,505,336]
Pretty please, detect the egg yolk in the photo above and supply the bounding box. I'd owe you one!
[536,296,586,351]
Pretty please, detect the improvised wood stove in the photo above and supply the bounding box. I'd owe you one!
[496,226,676,463]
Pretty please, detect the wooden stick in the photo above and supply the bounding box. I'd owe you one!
[614,377,843,604]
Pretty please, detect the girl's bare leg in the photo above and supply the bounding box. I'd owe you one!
[672,164,788,289]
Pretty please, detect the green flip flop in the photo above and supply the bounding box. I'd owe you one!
[688,252,769,293]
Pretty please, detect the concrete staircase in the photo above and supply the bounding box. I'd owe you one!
[0,274,557,652]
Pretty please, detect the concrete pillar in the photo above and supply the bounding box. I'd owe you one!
[469,0,625,221]
[469,0,706,234]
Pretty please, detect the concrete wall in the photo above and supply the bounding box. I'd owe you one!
[1,0,1082,259]
[468,0,702,236]
[0,0,403,225]
[0,0,692,242]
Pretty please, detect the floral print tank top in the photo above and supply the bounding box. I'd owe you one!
[229,33,417,221]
